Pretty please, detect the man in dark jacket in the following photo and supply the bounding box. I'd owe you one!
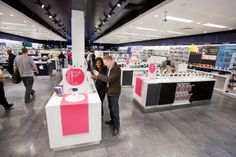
[7,49,16,76]
[93,55,121,136]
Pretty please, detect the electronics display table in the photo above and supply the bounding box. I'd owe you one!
[45,79,101,151]
[133,76,216,112]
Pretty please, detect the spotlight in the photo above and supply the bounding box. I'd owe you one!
[117,3,121,7]
[108,14,111,18]
[41,4,45,8]
[49,15,52,18]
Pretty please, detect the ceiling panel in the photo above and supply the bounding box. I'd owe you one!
[0,1,66,41]
[95,0,236,44]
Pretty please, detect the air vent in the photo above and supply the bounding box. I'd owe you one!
[181,27,194,30]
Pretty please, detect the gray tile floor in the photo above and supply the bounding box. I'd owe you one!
[1,73,236,157]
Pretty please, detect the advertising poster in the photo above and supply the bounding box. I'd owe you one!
[215,45,236,69]
[199,46,219,65]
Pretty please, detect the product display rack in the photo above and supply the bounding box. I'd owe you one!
[170,46,190,66]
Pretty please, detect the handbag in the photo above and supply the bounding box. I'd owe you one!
[12,69,21,84]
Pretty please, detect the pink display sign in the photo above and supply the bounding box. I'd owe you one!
[65,68,85,86]
[135,77,143,96]
[149,63,156,74]
[60,93,89,136]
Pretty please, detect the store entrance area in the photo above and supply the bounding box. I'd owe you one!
[1,74,236,157]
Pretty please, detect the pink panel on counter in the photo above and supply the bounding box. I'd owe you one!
[60,93,89,136]
[135,77,143,96]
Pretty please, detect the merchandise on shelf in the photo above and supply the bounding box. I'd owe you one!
[170,46,190,66]
[0,42,7,63]
[174,83,192,102]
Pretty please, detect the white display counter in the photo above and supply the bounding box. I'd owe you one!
[188,69,231,92]
[45,75,101,151]
[121,67,148,87]
[133,76,216,112]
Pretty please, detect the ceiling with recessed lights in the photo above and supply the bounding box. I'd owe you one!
[0,1,66,41]
[95,0,236,44]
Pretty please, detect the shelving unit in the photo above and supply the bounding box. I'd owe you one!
[170,46,190,65]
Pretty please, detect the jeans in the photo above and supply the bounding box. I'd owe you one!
[21,77,35,102]
[0,82,10,108]
[107,96,120,130]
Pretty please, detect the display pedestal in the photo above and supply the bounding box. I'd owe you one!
[45,73,101,151]
[46,92,101,150]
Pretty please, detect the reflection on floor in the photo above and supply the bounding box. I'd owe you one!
[1,73,236,157]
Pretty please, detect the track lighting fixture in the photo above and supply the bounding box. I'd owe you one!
[117,3,121,7]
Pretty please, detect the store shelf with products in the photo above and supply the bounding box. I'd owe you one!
[0,42,8,68]
[170,46,190,65]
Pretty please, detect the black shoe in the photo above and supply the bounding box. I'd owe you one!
[105,120,113,125]
[112,129,119,136]
[25,98,33,104]
[5,103,14,110]
[31,91,35,96]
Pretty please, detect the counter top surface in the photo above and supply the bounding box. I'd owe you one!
[137,76,215,84]
[121,68,148,71]
[188,69,231,78]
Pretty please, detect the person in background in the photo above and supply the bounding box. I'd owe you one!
[93,55,121,136]
[162,56,172,68]
[67,50,72,65]
[91,51,96,68]
[14,48,39,103]
[0,69,14,110]
[7,49,16,76]
[58,52,66,68]
[91,57,108,115]
[86,51,93,71]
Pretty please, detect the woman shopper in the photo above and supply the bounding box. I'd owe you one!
[0,69,14,110]
[92,57,107,115]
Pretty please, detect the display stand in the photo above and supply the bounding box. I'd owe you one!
[45,68,101,151]
[133,76,215,113]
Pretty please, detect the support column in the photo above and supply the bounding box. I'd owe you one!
[71,10,85,68]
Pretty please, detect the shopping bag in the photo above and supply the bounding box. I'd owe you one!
[12,70,21,84]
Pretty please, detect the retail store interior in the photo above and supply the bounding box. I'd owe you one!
[1,0,236,157]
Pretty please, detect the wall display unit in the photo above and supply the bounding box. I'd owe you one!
[170,46,190,65]
[0,42,7,64]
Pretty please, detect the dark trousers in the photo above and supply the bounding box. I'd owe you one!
[107,95,120,129]
[7,67,14,76]
[0,82,10,108]
[21,77,34,102]
[97,87,107,115]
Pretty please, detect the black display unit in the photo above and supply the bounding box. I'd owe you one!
[144,81,215,107]
[145,83,176,106]
[190,81,215,101]
[122,71,133,86]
